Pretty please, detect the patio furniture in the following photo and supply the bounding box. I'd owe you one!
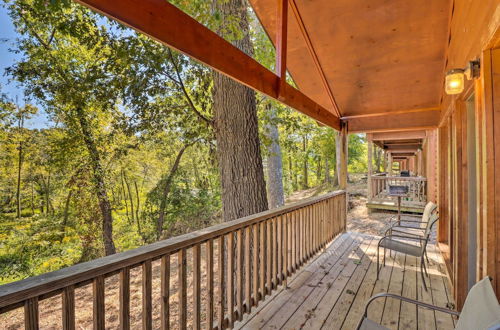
[377,214,439,290]
[388,185,409,224]
[386,201,437,237]
[356,276,500,330]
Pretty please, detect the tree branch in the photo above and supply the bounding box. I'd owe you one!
[166,49,213,126]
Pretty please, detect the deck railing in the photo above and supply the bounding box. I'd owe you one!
[0,191,347,330]
[369,175,427,204]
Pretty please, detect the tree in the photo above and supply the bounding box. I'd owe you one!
[5,0,125,255]
[211,0,268,220]
[263,103,284,208]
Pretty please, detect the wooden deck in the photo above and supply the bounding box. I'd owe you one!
[235,231,455,330]
[366,200,426,214]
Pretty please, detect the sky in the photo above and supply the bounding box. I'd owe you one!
[0,4,50,129]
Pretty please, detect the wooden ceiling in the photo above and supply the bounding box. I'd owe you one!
[370,131,426,153]
[249,0,452,132]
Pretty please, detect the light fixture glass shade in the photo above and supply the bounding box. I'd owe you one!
[445,69,465,95]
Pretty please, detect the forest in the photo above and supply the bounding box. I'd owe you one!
[0,0,378,285]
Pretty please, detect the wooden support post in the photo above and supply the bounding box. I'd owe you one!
[388,152,393,176]
[367,135,373,201]
[339,122,348,190]
[275,0,288,98]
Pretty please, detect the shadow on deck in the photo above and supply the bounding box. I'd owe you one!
[235,231,454,330]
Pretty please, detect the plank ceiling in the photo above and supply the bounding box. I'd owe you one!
[249,0,452,118]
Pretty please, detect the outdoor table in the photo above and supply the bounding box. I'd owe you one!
[388,185,409,225]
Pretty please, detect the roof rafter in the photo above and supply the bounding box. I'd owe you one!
[289,0,341,117]
[74,0,341,129]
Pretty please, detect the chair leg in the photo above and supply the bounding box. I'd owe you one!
[383,247,386,267]
[377,246,380,279]
[421,256,428,291]
[425,249,430,264]
[422,255,429,278]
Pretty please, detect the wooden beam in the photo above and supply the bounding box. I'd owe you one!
[385,147,421,152]
[339,123,348,189]
[288,0,341,117]
[74,0,341,130]
[275,0,288,97]
[367,136,373,200]
[346,109,440,133]
[341,106,440,120]
[372,130,427,141]
[390,153,416,157]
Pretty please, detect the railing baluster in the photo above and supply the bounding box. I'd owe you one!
[252,223,259,305]
[266,219,272,293]
[120,268,130,330]
[62,286,75,330]
[218,236,225,329]
[193,244,201,330]
[236,229,243,321]
[284,213,289,282]
[259,221,266,298]
[206,240,213,329]
[143,260,152,330]
[272,217,277,289]
[24,297,38,330]
[161,255,170,330]
[245,226,251,312]
[290,211,297,273]
[178,249,187,330]
[277,215,283,285]
[227,233,234,327]
[93,275,105,330]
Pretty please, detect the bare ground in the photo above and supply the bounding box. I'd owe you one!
[0,174,402,330]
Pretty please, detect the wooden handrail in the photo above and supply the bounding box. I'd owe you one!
[0,191,347,329]
[368,176,427,203]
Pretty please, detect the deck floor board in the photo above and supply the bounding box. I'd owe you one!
[234,232,455,330]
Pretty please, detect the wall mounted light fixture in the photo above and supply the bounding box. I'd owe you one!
[444,60,480,95]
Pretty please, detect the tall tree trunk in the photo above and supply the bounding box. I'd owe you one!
[62,189,72,230]
[212,0,268,221]
[324,157,331,184]
[16,116,24,218]
[123,172,135,224]
[46,173,51,215]
[30,181,35,216]
[157,144,190,239]
[134,180,141,223]
[288,154,294,190]
[316,156,322,182]
[75,107,116,256]
[264,105,285,209]
[121,171,131,225]
[302,136,309,189]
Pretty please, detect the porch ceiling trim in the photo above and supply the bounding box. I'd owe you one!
[74,0,341,129]
[346,109,440,133]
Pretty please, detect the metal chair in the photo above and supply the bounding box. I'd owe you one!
[356,276,500,330]
[377,213,439,291]
[386,201,437,238]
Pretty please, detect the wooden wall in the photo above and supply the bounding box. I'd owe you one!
[438,45,500,310]
[437,0,500,309]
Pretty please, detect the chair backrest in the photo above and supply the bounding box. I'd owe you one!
[421,201,437,225]
[455,276,500,330]
[419,213,439,255]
